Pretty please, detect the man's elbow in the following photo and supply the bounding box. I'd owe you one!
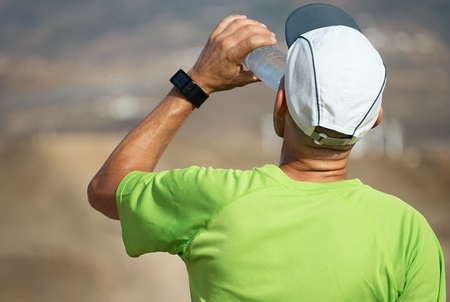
[87,177,100,210]
[87,176,120,220]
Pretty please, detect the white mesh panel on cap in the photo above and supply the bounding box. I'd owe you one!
[285,36,318,137]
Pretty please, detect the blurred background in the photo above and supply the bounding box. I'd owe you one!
[0,0,449,301]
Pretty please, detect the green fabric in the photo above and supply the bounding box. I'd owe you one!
[116,164,446,302]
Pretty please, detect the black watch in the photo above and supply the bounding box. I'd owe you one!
[170,69,209,108]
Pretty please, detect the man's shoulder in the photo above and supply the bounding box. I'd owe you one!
[355,183,419,214]
[348,183,433,240]
[170,164,278,181]
[151,164,280,194]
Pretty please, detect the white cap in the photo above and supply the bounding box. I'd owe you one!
[285,4,387,145]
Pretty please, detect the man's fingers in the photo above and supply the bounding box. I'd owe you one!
[210,14,247,40]
[235,70,260,85]
[211,15,276,62]
[232,33,277,62]
[218,17,267,41]
[219,21,276,64]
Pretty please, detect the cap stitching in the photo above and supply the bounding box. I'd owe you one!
[298,36,321,125]
[352,64,387,136]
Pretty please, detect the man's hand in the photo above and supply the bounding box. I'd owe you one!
[189,15,277,94]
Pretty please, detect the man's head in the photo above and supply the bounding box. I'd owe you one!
[280,4,386,147]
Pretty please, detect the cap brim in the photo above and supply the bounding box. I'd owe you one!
[285,3,361,48]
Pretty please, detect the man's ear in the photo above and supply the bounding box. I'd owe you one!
[372,106,383,129]
[274,85,288,138]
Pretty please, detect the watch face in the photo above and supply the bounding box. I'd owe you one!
[171,69,191,89]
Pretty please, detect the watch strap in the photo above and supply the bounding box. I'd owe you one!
[170,69,209,108]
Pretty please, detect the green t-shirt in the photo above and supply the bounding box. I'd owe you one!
[116,164,446,302]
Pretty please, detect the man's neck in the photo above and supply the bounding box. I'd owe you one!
[278,143,350,183]
[277,116,353,183]
[279,160,348,183]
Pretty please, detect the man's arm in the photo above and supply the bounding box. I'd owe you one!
[87,15,277,219]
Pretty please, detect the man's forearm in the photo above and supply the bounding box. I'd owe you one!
[103,88,194,173]
[88,87,195,219]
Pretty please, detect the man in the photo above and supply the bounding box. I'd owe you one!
[88,4,445,301]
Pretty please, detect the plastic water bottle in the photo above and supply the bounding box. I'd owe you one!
[243,46,287,91]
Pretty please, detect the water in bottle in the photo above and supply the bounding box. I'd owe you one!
[243,46,287,91]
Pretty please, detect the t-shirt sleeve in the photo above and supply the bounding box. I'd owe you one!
[397,214,446,301]
[115,166,241,257]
